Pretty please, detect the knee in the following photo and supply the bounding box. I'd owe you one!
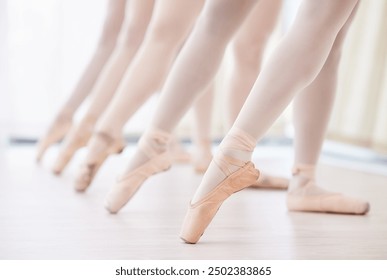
[147,16,190,45]
[328,42,343,65]
[199,5,236,41]
[199,0,256,42]
[302,0,358,38]
[120,17,150,48]
[230,36,268,72]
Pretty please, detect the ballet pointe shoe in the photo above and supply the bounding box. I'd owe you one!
[181,126,259,243]
[180,161,259,244]
[192,139,212,174]
[286,164,370,215]
[180,162,259,244]
[51,119,95,175]
[250,172,289,190]
[105,129,172,213]
[104,151,171,213]
[36,115,72,162]
[287,190,370,214]
[74,132,125,192]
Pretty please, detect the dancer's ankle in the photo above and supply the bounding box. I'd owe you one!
[218,127,255,165]
[121,127,171,173]
[289,164,316,192]
[139,127,171,157]
[191,127,255,203]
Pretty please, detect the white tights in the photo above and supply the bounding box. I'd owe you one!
[36,0,126,161]
[52,0,154,173]
[122,0,368,214]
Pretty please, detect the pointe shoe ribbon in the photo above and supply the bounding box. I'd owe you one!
[180,154,259,244]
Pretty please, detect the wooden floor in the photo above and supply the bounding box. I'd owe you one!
[0,144,386,260]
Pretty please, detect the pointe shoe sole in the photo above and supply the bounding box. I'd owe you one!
[180,162,259,244]
[287,194,370,215]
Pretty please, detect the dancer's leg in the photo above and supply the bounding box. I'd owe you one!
[191,0,359,204]
[181,0,361,244]
[191,83,215,173]
[105,0,258,212]
[288,2,368,214]
[62,0,126,113]
[292,3,358,167]
[187,0,278,174]
[224,0,282,127]
[75,0,204,190]
[52,0,154,174]
[36,0,126,162]
[95,0,204,138]
[224,0,288,189]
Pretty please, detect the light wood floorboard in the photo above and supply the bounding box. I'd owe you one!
[0,145,386,259]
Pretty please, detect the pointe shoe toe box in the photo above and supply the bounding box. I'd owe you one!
[73,164,99,191]
[180,162,259,244]
[320,194,370,215]
[105,172,148,214]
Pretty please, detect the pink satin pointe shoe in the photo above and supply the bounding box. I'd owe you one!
[36,115,72,162]
[105,138,172,214]
[287,185,370,215]
[250,173,288,190]
[287,164,370,215]
[180,157,259,244]
[74,132,125,191]
[52,122,94,175]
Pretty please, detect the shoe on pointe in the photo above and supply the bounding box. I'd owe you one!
[104,129,172,213]
[180,127,259,244]
[74,131,125,191]
[51,119,95,175]
[36,115,72,162]
[180,141,259,244]
[180,156,259,244]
